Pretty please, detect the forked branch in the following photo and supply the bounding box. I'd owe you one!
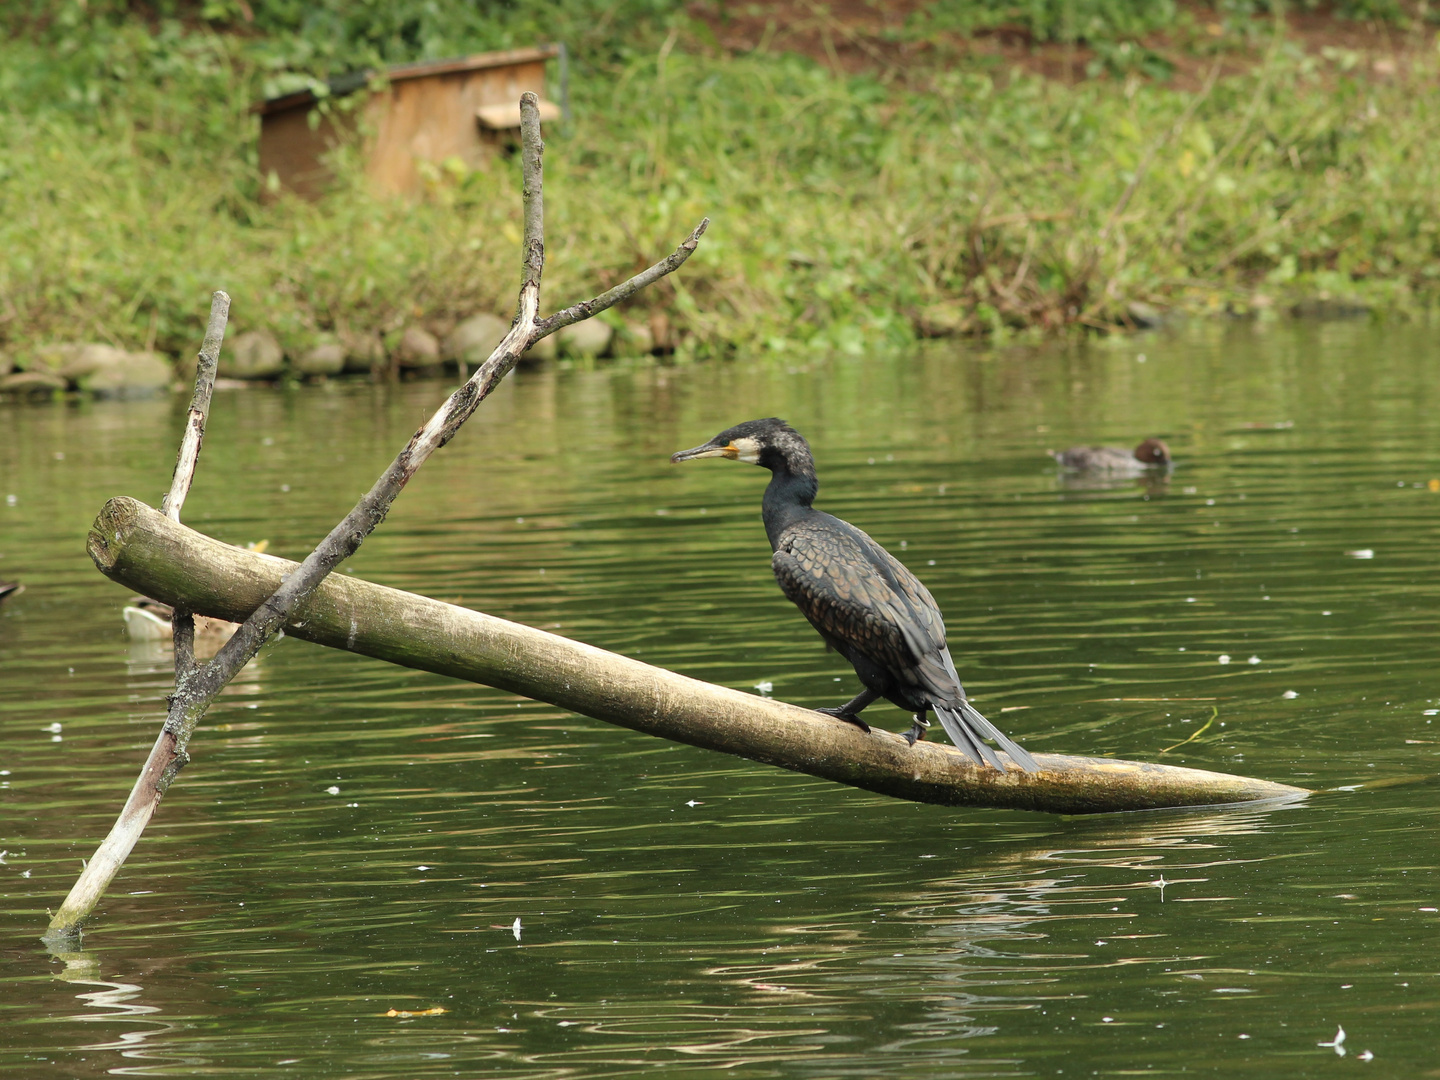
[47,91,708,938]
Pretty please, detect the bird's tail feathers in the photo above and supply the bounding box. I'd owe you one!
[933,701,1040,773]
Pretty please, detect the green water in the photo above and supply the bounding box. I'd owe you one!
[2,321,1437,1077]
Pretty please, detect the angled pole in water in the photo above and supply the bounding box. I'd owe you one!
[89,497,1309,816]
[42,291,231,943]
[47,93,709,938]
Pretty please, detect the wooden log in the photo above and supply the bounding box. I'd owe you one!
[89,497,1308,815]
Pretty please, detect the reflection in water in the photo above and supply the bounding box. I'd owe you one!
[124,638,264,694]
[50,946,187,1073]
[508,801,1307,1074]
[1054,468,1173,496]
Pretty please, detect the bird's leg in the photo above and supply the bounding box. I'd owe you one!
[816,687,878,733]
[902,709,931,746]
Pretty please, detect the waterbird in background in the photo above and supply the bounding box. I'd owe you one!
[1051,437,1171,473]
[122,597,240,646]
[671,418,1038,772]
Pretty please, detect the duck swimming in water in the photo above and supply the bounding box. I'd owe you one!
[671,418,1038,772]
[1051,437,1171,473]
[122,597,239,646]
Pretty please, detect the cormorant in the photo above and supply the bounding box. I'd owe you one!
[671,418,1038,773]
[1051,438,1170,473]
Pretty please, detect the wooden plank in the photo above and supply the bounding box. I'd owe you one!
[252,47,560,114]
[385,45,560,83]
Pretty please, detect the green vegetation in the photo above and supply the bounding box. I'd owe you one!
[1,2,1438,366]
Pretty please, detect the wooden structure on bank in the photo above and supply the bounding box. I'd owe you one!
[254,46,563,199]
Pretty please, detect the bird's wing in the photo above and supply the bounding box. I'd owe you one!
[772,516,954,699]
[774,517,1037,772]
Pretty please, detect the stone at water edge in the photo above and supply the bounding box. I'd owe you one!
[616,320,655,357]
[223,330,285,380]
[395,326,442,369]
[556,319,613,359]
[7,343,172,396]
[21,343,84,374]
[340,330,387,373]
[648,310,674,353]
[1126,300,1163,329]
[444,313,509,366]
[915,302,968,338]
[56,344,131,381]
[0,370,67,394]
[78,351,174,397]
[294,341,347,377]
[523,334,558,362]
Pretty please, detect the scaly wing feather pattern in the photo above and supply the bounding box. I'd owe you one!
[773,514,1038,773]
[773,514,960,702]
[772,515,935,692]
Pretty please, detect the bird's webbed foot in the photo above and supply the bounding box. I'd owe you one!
[902,713,931,746]
[816,687,879,733]
[816,705,871,733]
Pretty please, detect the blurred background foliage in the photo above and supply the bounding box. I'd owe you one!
[0,1,1437,363]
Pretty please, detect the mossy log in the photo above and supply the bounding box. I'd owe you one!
[89,497,1307,814]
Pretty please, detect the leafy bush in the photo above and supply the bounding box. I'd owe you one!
[1,3,1436,363]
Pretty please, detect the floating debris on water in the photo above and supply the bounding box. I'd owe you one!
[1319,1025,1346,1056]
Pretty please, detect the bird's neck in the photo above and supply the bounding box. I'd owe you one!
[762,467,818,550]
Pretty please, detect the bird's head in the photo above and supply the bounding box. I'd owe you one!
[1133,438,1171,466]
[671,418,815,477]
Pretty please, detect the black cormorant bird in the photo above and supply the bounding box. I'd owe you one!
[1051,438,1171,473]
[671,418,1038,773]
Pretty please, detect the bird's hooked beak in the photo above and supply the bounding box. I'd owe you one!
[670,440,738,464]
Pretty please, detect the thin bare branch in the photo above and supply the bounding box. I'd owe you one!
[161,290,230,680]
[48,94,708,938]
[171,610,197,682]
[162,291,229,524]
[519,92,545,293]
[536,218,709,338]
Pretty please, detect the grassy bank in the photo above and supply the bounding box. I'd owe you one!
[2,9,1438,365]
